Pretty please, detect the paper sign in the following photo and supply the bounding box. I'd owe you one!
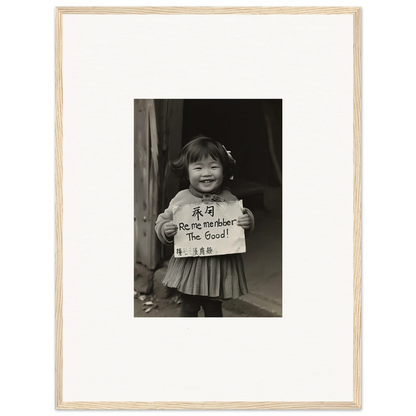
[172,200,246,257]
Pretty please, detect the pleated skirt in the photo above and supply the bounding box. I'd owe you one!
[162,254,249,300]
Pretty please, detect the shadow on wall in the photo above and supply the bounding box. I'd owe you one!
[181,99,282,190]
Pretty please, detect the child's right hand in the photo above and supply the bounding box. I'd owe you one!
[164,222,178,238]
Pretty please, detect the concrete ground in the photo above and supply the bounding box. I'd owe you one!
[240,207,282,316]
[134,207,282,318]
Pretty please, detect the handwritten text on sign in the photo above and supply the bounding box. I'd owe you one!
[172,200,246,257]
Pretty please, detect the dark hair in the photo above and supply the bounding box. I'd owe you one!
[170,135,235,181]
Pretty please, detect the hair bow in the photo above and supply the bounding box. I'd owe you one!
[222,145,236,180]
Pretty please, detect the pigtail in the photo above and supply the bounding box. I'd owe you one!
[169,158,182,178]
[169,157,186,179]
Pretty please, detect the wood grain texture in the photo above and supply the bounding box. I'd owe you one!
[56,401,360,410]
[134,99,161,269]
[56,6,360,15]
[353,7,362,410]
[55,6,361,410]
[55,7,63,410]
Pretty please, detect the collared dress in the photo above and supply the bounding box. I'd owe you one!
[155,186,255,300]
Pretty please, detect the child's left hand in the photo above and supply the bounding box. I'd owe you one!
[237,209,252,230]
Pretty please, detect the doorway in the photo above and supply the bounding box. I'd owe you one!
[180,99,282,314]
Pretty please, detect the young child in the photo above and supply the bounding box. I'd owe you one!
[155,135,254,317]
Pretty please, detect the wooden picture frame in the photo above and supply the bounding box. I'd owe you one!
[56,7,361,409]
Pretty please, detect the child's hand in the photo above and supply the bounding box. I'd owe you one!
[237,209,252,230]
[164,222,178,238]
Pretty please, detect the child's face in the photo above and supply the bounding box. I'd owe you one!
[188,156,224,193]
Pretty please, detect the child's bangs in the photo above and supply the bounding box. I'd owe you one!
[187,141,222,165]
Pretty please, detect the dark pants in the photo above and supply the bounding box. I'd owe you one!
[180,294,223,317]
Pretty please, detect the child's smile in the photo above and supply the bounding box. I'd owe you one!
[188,157,224,194]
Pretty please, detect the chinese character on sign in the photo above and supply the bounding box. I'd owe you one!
[176,248,182,256]
[205,205,215,217]
[199,247,205,256]
[192,206,204,221]
[206,247,213,255]
[193,247,198,256]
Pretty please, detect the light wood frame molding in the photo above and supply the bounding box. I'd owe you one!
[51,3,366,414]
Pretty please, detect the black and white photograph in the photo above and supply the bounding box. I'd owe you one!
[134,99,282,317]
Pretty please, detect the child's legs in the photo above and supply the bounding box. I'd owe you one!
[180,294,201,317]
[201,298,223,317]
